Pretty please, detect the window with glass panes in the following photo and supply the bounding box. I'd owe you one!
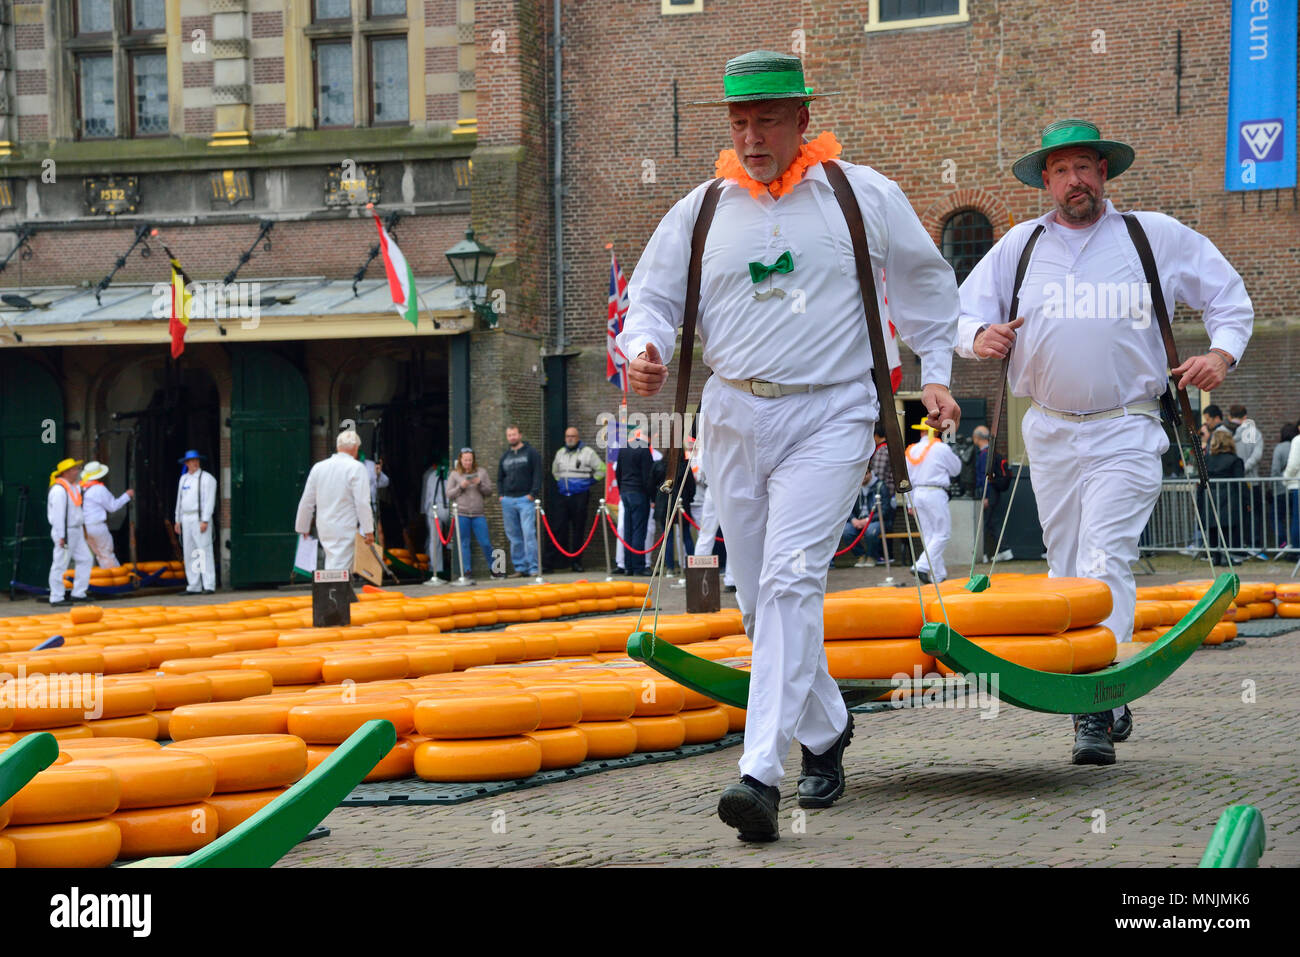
[309,4,412,128]
[940,211,994,285]
[130,0,166,33]
[76,0,113,35]
[131,53,169,135]
[879,0,960,20]
[69,0,170,139]
[78,53,116,137]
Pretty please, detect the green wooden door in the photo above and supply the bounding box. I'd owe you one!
[229,347,309,587]
[0,355,64,592]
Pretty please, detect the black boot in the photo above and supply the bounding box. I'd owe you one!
[797,712,855,809]
[717,775,780,842]
[1071,712,1115,765]
[1112,705,1133,743]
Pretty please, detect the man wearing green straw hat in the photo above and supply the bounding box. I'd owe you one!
[955,119,1253,766]
[621,50,961,842]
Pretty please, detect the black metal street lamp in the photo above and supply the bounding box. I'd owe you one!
[444,229,498,327]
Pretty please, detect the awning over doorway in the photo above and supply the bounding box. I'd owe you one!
[0,276,475,347]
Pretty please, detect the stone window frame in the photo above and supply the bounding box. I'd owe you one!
[661,0,704,14]
[53,0,175,141]
[863,0,969,33]
[939,207,995,285]
[302,0,416,130]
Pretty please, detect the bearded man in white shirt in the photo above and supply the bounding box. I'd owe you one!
[622,50,961,842]
[956,120,1253,767]
[295,430,375,572]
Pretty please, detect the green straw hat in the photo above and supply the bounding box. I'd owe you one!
[1012,119,1135,188]
[693,50,840,106]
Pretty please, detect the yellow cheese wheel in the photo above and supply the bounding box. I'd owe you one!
[525,727,588,770]
[1132,628,1162,643]
[1246,601,1275,619]
[414,737,542,782]
[70,605,103,624]
[320,652,411,684]
[823,596,924,640]
[562,623,639,653]
[0,705,12,733]
[58,736,162,756]
[112,803,218,859]
[151,710,172,739]
[68,750,216,808]
[3,819,121,868]
[168,700,294,740]
[7,725,94,741]
[524,688,583,730]
[937,636,1073,675]
[187,669,274,702]
[391,647,455,677]
[1204,621,1237,645]
[305,736,419,782]
[824,638,934,680]
[576,720,639,759]
[924,591,1071,636]
[99,647,153,674]
[629,714,686,752]
[679,706,730,744]
[159,656,248,675]
[9,764,121,825]
[166,735,307,792]
[202,789,285,835]
[233,654,324,686]
[437,640,498,670]
[1278,602,1300,618]
[565,682,637,722]
[1065,626,1118,673]
[5,681,96,730]
[551,630,602,656]
[413,693,540,739]
[0,836,13,868]
[86,714,160,739]
[1275,583,1300,602]
[287,698,415,744]
[1006,577,1113,628]
[87,681,155,719]
[38,647,107,674]
[719,705,747,732]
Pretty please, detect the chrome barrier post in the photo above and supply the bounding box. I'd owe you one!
[671,496,687,589]
[599,498,615,581]
[533,499,546,583]
[450,502,471,587]
[877,488,895,586]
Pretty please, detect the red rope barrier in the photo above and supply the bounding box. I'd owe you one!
[679,508,724,543]
[539,509,602,558]
[834,509,874,557]
[431,514,454,547]
[603,510,668,555]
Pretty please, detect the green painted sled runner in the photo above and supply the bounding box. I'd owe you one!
[627,573,1238,715]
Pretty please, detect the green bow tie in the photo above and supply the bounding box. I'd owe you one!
[748,250,794,284]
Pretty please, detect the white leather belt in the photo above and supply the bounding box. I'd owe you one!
[718,376,813,398]
[1031,399,1161,423]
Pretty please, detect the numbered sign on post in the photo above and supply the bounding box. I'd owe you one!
[685,554,720,614]
[312,569,355,627]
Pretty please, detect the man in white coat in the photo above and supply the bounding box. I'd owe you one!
[80,461,133,569]
[622,51,960,841]
[422,460,450,582]
[47,457,92,605]
[904,423,962,584]
[295,430,374,572]
[174,450,218,593]
[956,119,1252,765]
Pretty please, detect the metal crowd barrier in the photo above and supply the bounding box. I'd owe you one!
[1140,476,1300,571]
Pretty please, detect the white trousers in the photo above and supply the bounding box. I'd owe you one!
[910,488,951,582]
[84,523,120,569]
[700,375,875,786]
[692,485,734,586]
[318,525,356,572]
[50,526,93,601]
[1022,406,1167,647]
[180,515,215,591]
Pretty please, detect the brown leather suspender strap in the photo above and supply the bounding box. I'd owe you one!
[1122,213,1209,488]
[821,160,913,494]
[661,178,724,495]
[986,223,1044,479]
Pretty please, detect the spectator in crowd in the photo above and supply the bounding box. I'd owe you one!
[834,468,874,568]
[1227,405,1262,476]
[1206,430,1244,561]
[615,429,654,576]
[972,425,1014,562]
[1271,423,1296,550]
[498,425,543,577]
[80,461,133,570]
[551,426,606,572]
[1272,423,1296,478]
[652,449,687,574]
[865,421,896,563]
[688,439,735,589]
[1284,423,1300,554]
[1202,405,1234,442]
[294,432,372,573]
[447,446,499,582]
[421,458,450,583]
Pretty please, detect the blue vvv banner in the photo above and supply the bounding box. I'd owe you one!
[1225,0,1298,191]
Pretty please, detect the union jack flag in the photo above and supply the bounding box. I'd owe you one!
[606,247,630,392]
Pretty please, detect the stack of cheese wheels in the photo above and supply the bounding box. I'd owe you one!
[1278,582,1300,618]
[0,750,124,867]
[920,577,1117,675]
[164,735,306,836]
[412,690,544,781]
[822,588,932,681]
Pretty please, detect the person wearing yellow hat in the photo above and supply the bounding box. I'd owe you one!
[80,461,134,570]
[904,421,962,584]
[620,50,961,841]
[46,457,92,604]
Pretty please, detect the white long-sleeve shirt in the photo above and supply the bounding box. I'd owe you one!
[295,452,374,539]
[905,437,962,489]
[619,158,958,391]
[47,481,83,540]
[1285,437,1300,492]
[174,470,217,523]
[422,467,448,518]
[955,200,1253,413]
[82,483,130,526]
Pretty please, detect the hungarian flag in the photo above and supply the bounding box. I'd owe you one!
[606,247,629,391]
[373,212,419,327]
[169,254,192,359]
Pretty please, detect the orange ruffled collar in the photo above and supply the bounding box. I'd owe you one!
[715,131,843,199]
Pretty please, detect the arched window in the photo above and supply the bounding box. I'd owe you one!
[940,210,994,285]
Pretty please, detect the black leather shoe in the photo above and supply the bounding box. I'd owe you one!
[915,570,933,585]
[1112,705,1133,743]
[1071,712,1115,765]
[717,775,780,842]
[571,562,584,572]
[797,712,855,808]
